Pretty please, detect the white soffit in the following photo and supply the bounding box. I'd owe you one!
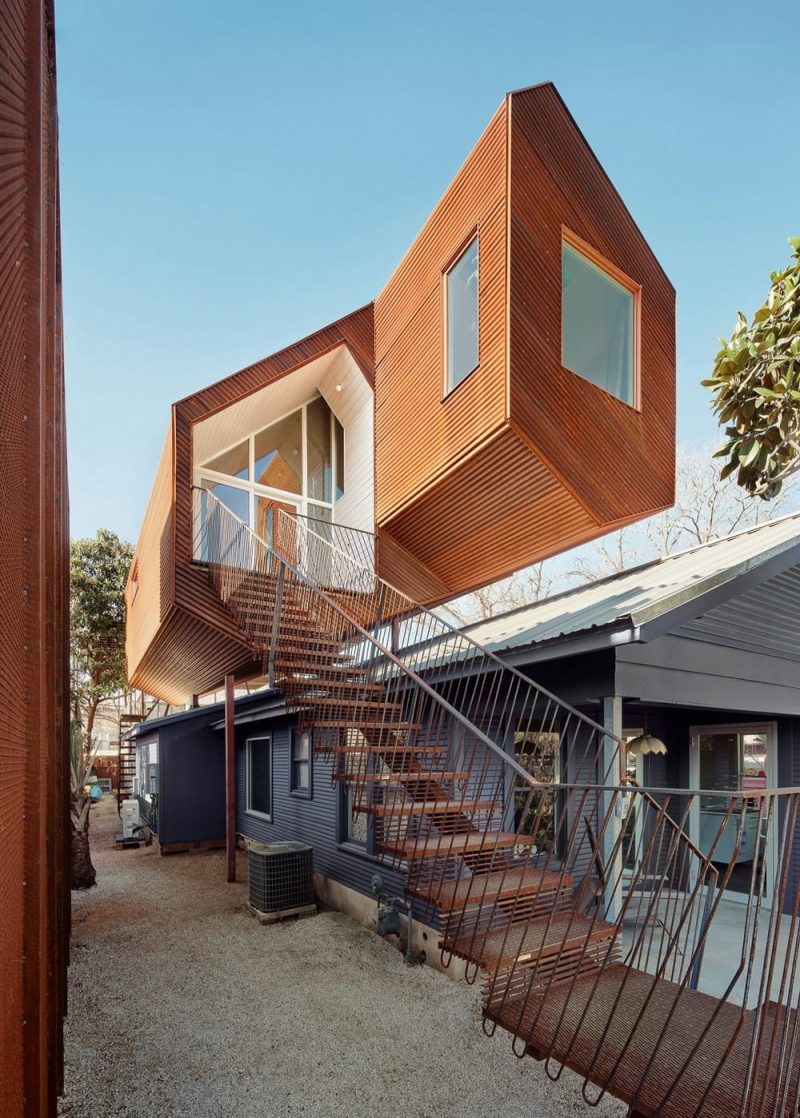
[192,345,370,466]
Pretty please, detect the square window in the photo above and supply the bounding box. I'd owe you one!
[246,736,272,819]
[445,235,479,392]
[562,238,637,406]
[291,729,312,796]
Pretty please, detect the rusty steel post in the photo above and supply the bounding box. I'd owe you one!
[225,674,236,883]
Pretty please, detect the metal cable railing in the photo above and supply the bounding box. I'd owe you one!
[192,487,800,1117]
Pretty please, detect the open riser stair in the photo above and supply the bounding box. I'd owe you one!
[194,488,800,1118]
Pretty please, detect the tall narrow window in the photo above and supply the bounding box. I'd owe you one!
[246,736,272,819]
[562,238,637,406]
[445,235,479,392]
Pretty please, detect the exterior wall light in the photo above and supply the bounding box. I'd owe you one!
[626,732,667,757]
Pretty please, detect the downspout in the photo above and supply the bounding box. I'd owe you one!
[225,674,236,883]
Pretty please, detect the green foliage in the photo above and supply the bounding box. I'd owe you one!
[705,239,800,499]
[70,528,134,725]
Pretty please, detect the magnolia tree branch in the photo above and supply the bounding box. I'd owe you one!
[705,238,800,499]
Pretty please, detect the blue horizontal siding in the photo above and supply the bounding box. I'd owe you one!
[161,722,226,846]
[235,718,410,911]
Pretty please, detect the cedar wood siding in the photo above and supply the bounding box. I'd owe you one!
[127,305,375,702]
[375,84,675,601]
[374,101,509,525]
[508,84,675,526]
[0,2,70,1115]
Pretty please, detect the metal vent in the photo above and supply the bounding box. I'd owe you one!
[248,841,314,913]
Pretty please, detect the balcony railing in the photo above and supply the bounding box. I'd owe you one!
[193,486,800,1117]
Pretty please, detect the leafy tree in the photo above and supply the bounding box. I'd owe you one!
[70,528,134,888]
[705,239,800,498]
[567,445,797,583]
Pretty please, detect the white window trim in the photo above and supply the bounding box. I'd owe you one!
[245,735,272,821]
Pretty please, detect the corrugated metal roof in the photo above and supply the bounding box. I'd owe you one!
[463,512,800,655]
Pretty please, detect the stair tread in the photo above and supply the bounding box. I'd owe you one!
[360,798,499,817]
[484,965,798,1118]
[297,697,403,710]
[324,745,445,755]
[379,831,534,860]
[410,866,573,911]
[337,770,469,784]
[290,680,384,692]
[307,720,423,730]
[447,912,617,969]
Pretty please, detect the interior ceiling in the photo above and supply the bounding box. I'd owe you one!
[192,344,368,466]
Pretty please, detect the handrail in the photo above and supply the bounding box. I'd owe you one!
[195,488,542,791]
[192,486,800,1117]
[284,511,622,738]
[274,506,628,768]
[622,776,710,865]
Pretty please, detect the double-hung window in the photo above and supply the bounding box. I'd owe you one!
[246,736,272,819]
[291,729,312,797]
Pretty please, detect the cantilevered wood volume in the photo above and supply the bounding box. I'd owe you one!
[126,81,675,704]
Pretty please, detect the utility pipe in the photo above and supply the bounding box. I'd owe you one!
[225,673,236,883]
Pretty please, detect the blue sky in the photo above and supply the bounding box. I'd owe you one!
[58,0,800,543]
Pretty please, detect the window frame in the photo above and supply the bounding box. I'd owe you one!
[442,228,480,398]
[193,393,344,558]
[290,727,313,799]
[245,734,272,821]
[561,227,642,411]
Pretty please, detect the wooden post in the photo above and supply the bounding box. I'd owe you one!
[225,674,236,883]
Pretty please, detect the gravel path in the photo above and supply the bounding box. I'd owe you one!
[59,797,625,1118]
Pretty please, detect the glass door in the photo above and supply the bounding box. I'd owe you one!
[690,723,776,903]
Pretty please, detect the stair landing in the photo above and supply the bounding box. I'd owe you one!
[485,964,800,1118]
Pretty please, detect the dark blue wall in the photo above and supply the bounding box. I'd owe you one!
[234,717,418,914]
[160,720,226,846]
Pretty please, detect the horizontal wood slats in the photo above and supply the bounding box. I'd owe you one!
[380,427,599,596]
[508,84,675,525]
[374,102,509,524]
[128,80,677,688]
[374,83,675,601]
[128,305,374,700]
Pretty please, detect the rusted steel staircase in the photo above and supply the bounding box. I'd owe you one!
[194,488,800,1118]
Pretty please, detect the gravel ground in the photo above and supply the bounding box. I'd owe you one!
[59,797,625,1118]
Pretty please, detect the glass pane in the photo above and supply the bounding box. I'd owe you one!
[698,731,767,896]
[446,237,479,391]
[293,730,310,762]
[254,409,302,495]
[335,419,344,500]
[248,739,271,815]
[562,242,634,404]
[306,397,332,502]
[204,440,249,481]
[200,478,249,524]
[255,496,297,553]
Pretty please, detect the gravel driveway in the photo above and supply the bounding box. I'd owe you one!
[59,796,624,1118]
